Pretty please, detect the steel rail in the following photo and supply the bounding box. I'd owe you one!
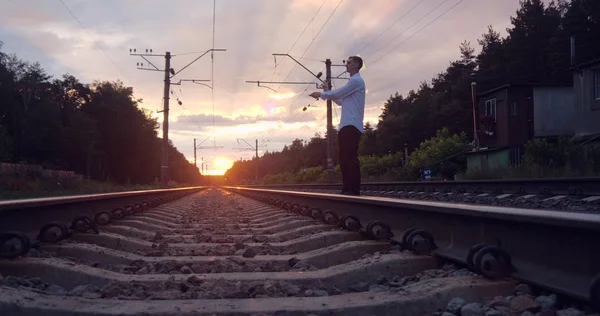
[223,186,600,308]
[0,187,206,241]
[237,177,600,196]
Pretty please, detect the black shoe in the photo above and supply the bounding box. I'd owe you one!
[341,191,360,196]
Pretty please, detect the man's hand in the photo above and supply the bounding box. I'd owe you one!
[309,91,321,99]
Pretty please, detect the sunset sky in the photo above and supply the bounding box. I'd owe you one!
[0,0,548,175]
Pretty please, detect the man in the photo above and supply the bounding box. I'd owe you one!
[309,56,366,196]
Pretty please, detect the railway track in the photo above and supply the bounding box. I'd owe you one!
[245,178,600,213]
[0,186,598,315]
[245,177,600,196]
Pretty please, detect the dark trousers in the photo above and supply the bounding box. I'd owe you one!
[338,125,362,193]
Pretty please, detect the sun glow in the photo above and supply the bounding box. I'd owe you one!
[269,92,295,100]
[204,156,234,176]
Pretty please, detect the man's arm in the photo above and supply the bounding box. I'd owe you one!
[320,77,362,100]
[309,77,362,101]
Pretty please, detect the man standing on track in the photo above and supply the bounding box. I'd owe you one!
[309,56,366,196]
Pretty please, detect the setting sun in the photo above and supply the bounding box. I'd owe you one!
[204,156,234,176]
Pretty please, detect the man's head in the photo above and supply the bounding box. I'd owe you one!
[346,56,363,74]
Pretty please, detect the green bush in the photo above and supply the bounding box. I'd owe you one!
[404,128,469,180]
[257,128,470,183]
[458,137,600,180]
[360,153,404,178]
[294,167,323,183]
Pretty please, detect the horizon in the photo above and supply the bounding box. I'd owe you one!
[0,0,552,175]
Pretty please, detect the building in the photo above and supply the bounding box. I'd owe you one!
[572,58,600,137]
[465,83,574,171]
[463,35,600,173]
[478,84,574,146]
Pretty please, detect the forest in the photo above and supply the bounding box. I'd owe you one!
[224,0,600,184]
[0,49,201,191]
[1,0,599,191]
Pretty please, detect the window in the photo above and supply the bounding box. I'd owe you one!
[510,101,518,117]
[594,69,600,100]
[485,98,497,119]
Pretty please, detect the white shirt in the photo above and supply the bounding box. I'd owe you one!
[320,73,366,133]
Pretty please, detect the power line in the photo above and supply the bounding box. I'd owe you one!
[252,0,328,120]
[297,0,344,60]
[58,0,139,93]
[370,0,466,66]
[289,56,325,62]
[251,69,327,152]
[173,51,211,57]
[248,0,345,164]
[366,0,453,61]
[275,0,343,92]
[255,0,343,129]
[288,0,329,58]
[264,0,328,88]
[211,0,217,148]
[357,0,427,55]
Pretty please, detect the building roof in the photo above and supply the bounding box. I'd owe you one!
[578,132,600,145]
[463,146,510,155]
[476,83,572,97]
[576,57,600,69]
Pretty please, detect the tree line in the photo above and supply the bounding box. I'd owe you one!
[0,46,201,185]
[224,0,600,184]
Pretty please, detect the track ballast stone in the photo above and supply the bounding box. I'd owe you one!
[0,188,581,315]
[433,283,597,316]
[301,188,600,213]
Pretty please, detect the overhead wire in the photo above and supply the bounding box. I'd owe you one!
[252,0,329,125]
[229,0,334,166]
[171,89,213,151]
[289,56,325,62]
[251,0,344,146]
[370,0,466,66]
[211,0,216,150]
[254,0,464,161]
[245,0,329,157]
[365,0,453,60]
[273,0,344,94]
[240,0,466,173]
[57,0,149,99]
[356,0,427,55]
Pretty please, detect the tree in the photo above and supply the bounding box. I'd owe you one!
[359,122,378,156]
[0,44,200,187]
[405,128,469,180]
[224,0,599,183]
[476,26,509,91]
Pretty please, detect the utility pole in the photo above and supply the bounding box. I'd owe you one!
[246,54,346,183]
[232,138,268,183]
[195,135,222,186]
[194,136,224,172]
[161,52,171,185]
[130,48,226,186]
[193,138,197,167]
[325,59,334,183]
[470,73,480,150]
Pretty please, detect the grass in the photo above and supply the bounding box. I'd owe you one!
[455,164,600,180]
[0,171,185,200]
[254,163,599,185]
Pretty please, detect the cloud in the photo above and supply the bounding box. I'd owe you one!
[0,0,538,169]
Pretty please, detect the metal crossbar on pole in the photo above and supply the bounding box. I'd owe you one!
[129,48,226,186]
[245,53,346,183]
[232,138,268,182]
